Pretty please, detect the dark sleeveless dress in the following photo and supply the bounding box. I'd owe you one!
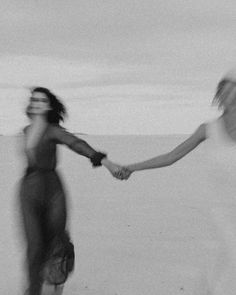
[19,124,99,291]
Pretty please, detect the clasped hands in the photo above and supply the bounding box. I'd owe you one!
[106,162,132,180]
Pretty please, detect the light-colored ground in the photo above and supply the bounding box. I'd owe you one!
[0,135,235,295]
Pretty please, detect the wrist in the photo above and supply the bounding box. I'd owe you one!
[127,165,136,173]
[101,157,109,165]
[101,158,114,169]
[91,152,107,167]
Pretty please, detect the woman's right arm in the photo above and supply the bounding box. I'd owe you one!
[127,123,207,173]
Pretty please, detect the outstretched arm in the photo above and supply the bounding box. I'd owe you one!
[51,126,103,160]
[51,126,123,177]
[125,123,207,174]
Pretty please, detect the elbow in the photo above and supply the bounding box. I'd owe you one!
[69,139,96,158]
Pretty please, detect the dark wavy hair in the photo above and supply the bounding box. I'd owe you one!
[31,87,67,124]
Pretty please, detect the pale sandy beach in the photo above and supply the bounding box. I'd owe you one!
[0,134,233,295]
[1,0,236,294]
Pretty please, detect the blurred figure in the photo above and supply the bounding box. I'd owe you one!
[19,87,122,295]
[117,70,236,294]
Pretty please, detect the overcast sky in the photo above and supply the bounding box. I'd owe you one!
[0,0,235,134]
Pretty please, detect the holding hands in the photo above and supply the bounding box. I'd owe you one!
[114,166,132,180]
[101,158,133,180]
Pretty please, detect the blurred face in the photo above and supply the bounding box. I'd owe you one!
[27,91,51,115]
[220,82,236,112]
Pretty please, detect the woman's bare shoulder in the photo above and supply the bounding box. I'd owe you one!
[47,124,68,140]
[191,123,207,141]
[48,124,66,134]
[201,117,220,139]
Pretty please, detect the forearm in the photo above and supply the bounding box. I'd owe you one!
[126,125,206,173]
[69,139,98,158]
[69,139,108,167]
[127,153,172,172]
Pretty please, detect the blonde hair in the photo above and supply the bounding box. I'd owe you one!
[212,79,228,108]
[212,79,236,109]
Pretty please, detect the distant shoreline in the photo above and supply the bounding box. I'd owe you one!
[0,133,189,137]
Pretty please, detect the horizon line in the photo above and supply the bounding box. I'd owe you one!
[0,132,190,137]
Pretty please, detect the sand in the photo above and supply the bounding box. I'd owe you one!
[0,134,235,294]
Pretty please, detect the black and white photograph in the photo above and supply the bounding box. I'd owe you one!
[1,1,236,294]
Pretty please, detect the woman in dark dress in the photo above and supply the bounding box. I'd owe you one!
[19,87,121,295]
